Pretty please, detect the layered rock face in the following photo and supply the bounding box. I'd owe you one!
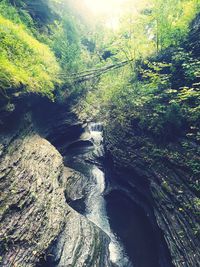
[41,168,111,267]
[105,123,200,267]
[0,107,111,267]
[0,120,66,266]
[103,17,200,267]
[151,163,199,267]
[48,177,111,267]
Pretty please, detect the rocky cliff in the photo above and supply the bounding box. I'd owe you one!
[0,101,111,267]
[0,116,66,266]
[104,121,200,267]
[103,15,200,267]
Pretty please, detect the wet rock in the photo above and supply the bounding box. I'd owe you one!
[0,124,66,267]
[48,207,111,267]
[0,110,112,267]
[105,123,200,267]
[63,168,90,203]
[150,165,200,267]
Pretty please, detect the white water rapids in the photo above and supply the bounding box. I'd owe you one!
[86,123,133,267]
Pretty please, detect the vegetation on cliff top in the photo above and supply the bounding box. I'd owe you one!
[0,0,86,101]
[68,0,199,177]
[0,14,60,99]
[79,0,200,147]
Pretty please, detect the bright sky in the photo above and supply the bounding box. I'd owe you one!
[84,0,127,15]
[83,0,130,28]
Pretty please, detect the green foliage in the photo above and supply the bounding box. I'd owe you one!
[0,0,36,32]
[1,0,200,138]
[49,19,82,73]
[150,0,200,51]
[98,0,200,65]
[0,0,87,101]
[80,0,200,144]
[0,14,60,99]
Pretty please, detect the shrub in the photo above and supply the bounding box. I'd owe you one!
[0,15,61,99]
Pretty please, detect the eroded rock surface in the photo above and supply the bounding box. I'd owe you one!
[105,123,200,267]
[0,113,111,267]
[0,123,66,266]
[50,206,111,267]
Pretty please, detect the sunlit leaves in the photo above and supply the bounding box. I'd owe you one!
[0,14,61,98]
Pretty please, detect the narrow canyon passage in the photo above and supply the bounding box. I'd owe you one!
[63,123,133,267]
[49,122,171,267]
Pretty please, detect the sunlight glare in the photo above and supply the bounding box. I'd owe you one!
[84,0,127,14]
[83,0,129,28]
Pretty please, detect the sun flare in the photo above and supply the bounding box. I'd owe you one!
[84,0,127,15]
[83,0,130,28]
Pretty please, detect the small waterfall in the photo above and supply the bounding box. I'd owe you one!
[88,122,103,132]
[86,123,133,267]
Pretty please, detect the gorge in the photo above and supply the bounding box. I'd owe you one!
[0,1,200,267]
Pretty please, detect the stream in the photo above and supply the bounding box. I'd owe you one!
[84,123,133,266]
[64,123,133,267]
[39,120,172,267]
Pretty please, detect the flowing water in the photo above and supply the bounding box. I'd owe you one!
[62,122,133,266]
[39,121,172,267]
[85,123,133,267]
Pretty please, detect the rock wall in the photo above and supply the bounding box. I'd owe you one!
[0,106,111,267]
[105,123,200,267]
[0,119,66,266]
[48,168,111,267]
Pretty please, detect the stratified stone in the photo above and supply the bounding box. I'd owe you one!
[0,119,112,267]
[51,207,111,267]
[0,125,67,267]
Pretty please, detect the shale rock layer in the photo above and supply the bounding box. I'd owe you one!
[0,124,66,266]
[105,123,200,267]
[0,114,111,267]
